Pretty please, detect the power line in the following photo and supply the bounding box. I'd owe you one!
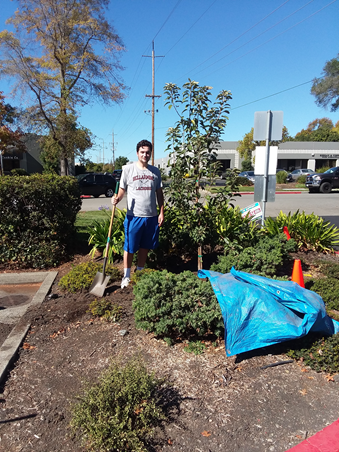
[199,0,337,79]
[231,79,315,110]
[190,0,314,78]
[153,0,183,41]
[180,0,293,78]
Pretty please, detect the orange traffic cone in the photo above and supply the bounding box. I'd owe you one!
[283,226,291,240]
[291,259,305,288]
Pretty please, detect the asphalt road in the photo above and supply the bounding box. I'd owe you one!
[81,191,339,228]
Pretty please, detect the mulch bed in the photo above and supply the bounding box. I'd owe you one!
[1,251,339,451]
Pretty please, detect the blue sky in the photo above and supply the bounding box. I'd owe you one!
[1,0,338,164]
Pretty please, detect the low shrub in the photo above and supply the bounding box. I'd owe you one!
[308,277,339,311]
[184,340,206,355]
[71,356,166,452]
[287,333,339,374]
[264,210,339,253]
[317,261,339,279]
[88,298,123,322]
[211,233,296,277]
[296,174,307,184]
[130,268,157,285]
[132,270,224,341]
[59,261,121,293]
[236,176,253,186]
[276,170,287,184]
[10,168,29,176]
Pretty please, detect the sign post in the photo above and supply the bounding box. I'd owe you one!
[253,110,283,226]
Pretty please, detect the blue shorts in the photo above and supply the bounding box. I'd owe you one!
[123,215,160,253]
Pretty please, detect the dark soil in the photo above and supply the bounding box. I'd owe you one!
[1,250,339,452]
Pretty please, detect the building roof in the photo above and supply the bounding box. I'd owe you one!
[279,142,339,151]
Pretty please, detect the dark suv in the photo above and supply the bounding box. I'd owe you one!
[77,173,117,197]
[305,167,339,193]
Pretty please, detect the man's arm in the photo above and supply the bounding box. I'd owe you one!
[111,187,126,206]
[156,187,164,227]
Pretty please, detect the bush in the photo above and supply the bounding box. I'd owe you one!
[287,333,339,374]
[316,166,331,173]
[236,176,253,186]
[263,210,339,253]
[59,261,121,293]
[211,233,296,277]
[88,298,123,322]
[88,207,126,262]
[10,168,29,176]
[308,277,339,311]
[276,170,287,184]
[296,174,307,184]
[71,356,166,452]
[133,270,224,341]
[0,174,81,268]
[215,205,259,250]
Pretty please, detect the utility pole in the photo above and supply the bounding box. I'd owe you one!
[143,41,163,166]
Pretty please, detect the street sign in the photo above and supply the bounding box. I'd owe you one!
[240,202,262,221]
[253,111,284,141]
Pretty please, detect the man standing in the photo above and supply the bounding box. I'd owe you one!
[112,139,164,288]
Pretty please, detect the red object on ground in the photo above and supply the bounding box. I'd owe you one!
[283,226,291,240]
[291,259,305,288]
[286,418,339,452]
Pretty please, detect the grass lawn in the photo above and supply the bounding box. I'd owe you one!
[75,210,110,243]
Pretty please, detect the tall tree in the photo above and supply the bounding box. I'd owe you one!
[0,92,25,175]
[311,54,339,112]
[0,0,125,175]
[114,156,128,169]
[237,126,290,165]
[294,118,339,142]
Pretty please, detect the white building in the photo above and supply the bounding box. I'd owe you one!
[154,141,339,173]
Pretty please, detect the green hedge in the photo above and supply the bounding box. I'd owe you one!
[133,270,224,342]
[0,174,81,268]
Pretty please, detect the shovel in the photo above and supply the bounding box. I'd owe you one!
[89,182,120,297]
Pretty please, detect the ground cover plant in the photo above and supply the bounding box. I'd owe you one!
[71,356,167,452]
[59,261,121,293]
[133,270,224,344]
[88,298,123,322]
[211,233,296,277]
[287,333,339,374]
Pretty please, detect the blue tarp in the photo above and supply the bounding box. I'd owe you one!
[198,268,339,357]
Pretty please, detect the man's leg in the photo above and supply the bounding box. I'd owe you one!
[121,251,134,288]
[137,248,149,269]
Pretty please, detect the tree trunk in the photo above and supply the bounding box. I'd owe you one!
[198,245,203,270]
[60,157,68,175]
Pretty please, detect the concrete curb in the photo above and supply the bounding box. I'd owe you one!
[0,271,58,385]
[286,418,339,452]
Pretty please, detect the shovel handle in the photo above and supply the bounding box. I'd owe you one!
[103,181,119,261]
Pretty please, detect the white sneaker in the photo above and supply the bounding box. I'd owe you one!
[121,277,130,289]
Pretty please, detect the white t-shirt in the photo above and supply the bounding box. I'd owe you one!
[120,163,162,217]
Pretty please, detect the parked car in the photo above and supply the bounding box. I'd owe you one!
[305,167,339,193]
[112,169,122,180]
[238,171,255,183]
[76,172,117,197]
[286,168,315,182]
